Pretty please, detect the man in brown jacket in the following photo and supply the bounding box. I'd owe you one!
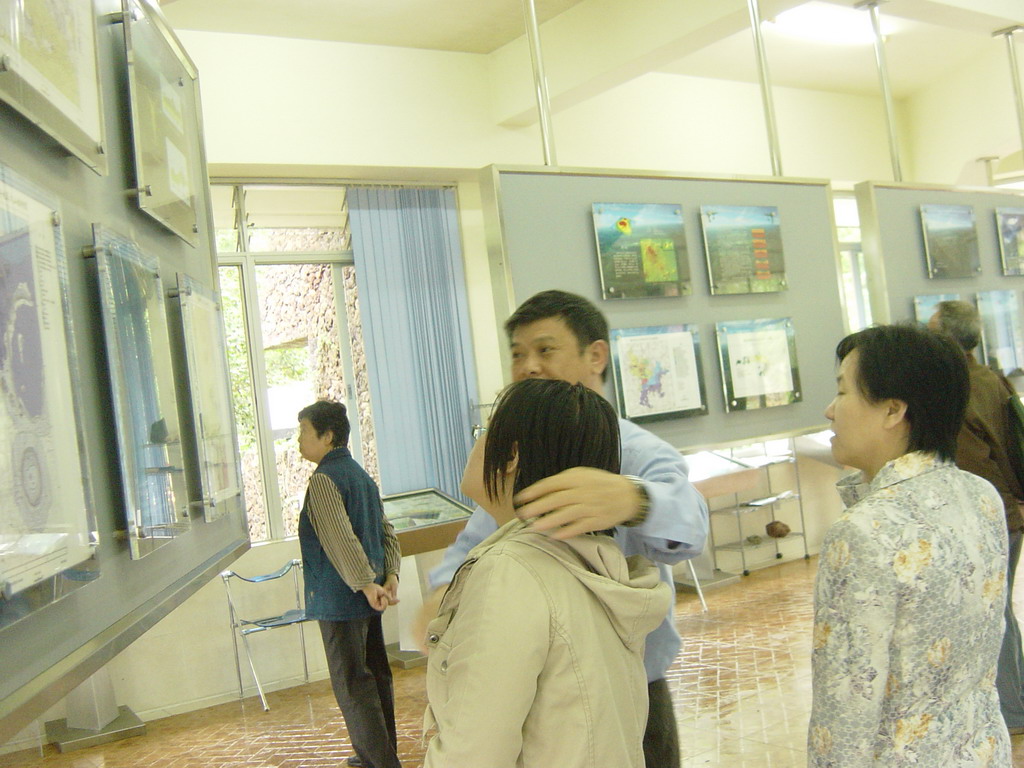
[932,300,1024,733]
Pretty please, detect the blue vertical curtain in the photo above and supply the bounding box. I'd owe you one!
[348,187,478,500]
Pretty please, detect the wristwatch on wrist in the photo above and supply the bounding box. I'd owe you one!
[622,475,650,527]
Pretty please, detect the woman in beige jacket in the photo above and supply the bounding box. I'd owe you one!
[423,379,673,768]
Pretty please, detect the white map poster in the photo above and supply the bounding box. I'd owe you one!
[610,325,707,422]
[716,318,802,412]
[0,171,94,600]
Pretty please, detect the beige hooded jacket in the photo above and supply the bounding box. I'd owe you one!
[423,519,674,768]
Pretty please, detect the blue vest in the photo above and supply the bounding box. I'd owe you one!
[299,447,387,621]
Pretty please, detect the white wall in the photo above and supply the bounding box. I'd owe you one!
[903,44,1022,185]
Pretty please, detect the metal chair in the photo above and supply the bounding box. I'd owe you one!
[221,558,308,711]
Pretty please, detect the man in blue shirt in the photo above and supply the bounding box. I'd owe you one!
[429,290,709,767]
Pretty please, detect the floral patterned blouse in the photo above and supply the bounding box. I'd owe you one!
[809,452,1011,767]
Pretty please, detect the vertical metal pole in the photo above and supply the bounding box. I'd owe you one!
[747,0,783,176]
[997,27,1024,173]
[522,0,557,166]
[859,1,903,181]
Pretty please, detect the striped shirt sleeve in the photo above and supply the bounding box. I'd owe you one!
[380,502,401,578]
[306,473,377,591]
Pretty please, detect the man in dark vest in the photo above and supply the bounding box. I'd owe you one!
[931,301,1024,734]
[297,400,402,768]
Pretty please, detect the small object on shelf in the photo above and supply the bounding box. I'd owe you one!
[745,534,763,546]
[766,520,791,538]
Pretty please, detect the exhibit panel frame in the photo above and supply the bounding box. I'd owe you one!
[175,273,245,521]
[976,289,1024,376]
[0,164,98,631]
[855,182,1024,327]
[122,0,203,245]
[609,324,708,422]
[480,165,847,451]
[0,0,244,742]
[0,0,108,175]
[93,225,189,558]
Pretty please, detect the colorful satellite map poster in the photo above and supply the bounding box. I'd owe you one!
[94,226,189,558]
[920,204,980,279]
[610,325,707,422]
[976,290,1024,376]
[996,208,1024,276]
[592,203,690,300]
[178,274,243,521]
[0,0,106,172]
[700,205,787,295]
[716,318,802,412]
[913,293,960,325]
[0,171,94,601]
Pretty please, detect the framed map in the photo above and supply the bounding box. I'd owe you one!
[122,0,203,245]
[913,293,960,324]
[996,208,1024,276]
[176,274,244,522]
[700,205,786,295]
[716,318,802,412]
[0,165,96,630]
[920,204,980,279]
[610,325,707,422]
[976,290,1024,376]
[0,0,107,174]
[591,203,690,299]
[94,226,189,558]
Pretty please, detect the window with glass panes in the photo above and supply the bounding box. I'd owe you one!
[212,183,378,542]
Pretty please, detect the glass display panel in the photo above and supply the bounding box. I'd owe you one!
[382,489,472,532]
[996,208,1024,277]
[122,0,202,244]
[715,318,802,412]
[94,226,188,557]
[0,0,106,173]
[700,205,787,294]
[177,274,244,522]
[591,203,690,299]
[976,290,1024,376]
[920,204,980,279]
[610,324,707,422]
[912,293,960,324]
[0,165,97,629]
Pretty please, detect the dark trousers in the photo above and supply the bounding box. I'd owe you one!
[319,616,401,768]
[997,530,1024,729]
[644,677,680,767]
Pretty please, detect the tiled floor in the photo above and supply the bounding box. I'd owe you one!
[7,557,1024,767]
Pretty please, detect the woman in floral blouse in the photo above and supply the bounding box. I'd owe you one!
[810,324,1011,766]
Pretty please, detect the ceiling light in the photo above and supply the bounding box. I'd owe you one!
[768,2,899,46]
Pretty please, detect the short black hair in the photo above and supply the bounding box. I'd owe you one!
[504,290,610,382]
[931,300,981,352]
[482,378,620,502]
[297,400,350,447]
[835,324,968,461]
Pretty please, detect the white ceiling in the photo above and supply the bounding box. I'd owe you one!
[157,0,586,54]
[158,0,1014,100]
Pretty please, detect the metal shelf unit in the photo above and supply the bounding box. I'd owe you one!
[706,440,810,576]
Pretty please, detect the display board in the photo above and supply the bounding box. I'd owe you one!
[856,182,1024,332]
[0,0,246,743]
[481,166,846,450]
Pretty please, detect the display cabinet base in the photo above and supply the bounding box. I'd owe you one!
[45,706,146,753]
[386,642,427,670]
[675,569,740,591]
